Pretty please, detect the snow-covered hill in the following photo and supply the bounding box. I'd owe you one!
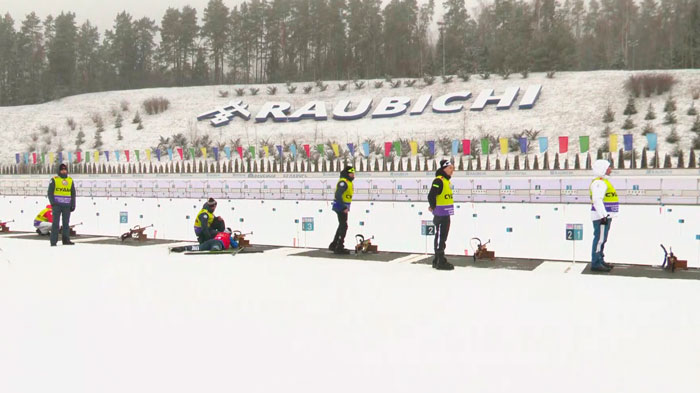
[1,70,698,165]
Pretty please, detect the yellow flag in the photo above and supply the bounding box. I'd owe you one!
[609,135,618,153]
[201,147,207,159]
[499,138,509,154]
[332,143,340,157]
[146,149,151,161]
[93,151,99,162]
[263,145,269,157]
[49,152,54,163]
[410,141,418,156]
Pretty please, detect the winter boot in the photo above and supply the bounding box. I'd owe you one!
[590,264,611,273]
[328,241,337,251]
[334,243,351,254]
[435,253,454,271]
[62,239,75,245]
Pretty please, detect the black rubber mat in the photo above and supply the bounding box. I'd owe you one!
[292,248,409,262]
[413,255,545,271]
[581,263,700,280]
[89,238,183,247]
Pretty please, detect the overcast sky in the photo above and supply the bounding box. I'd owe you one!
[2,0,472,32]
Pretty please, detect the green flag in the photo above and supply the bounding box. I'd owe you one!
[41,153,45,164]
[249,146,256,157]
[393,141,401,156]
[481,138,490,154]
[579,136,589,153]
[189,147,195,159]
[85,151,90,163]
[135,150,140,161]
[317,144,324,155]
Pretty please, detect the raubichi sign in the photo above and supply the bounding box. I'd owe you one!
[197,85,541,127]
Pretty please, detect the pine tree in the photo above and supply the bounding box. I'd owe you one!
[117,129,123,141]
[93,129,103,148]
[623,97,637,115]
[132,111,141,124]
[666,127,680,144]
[663,111,677,125]
[621,116,635,130]
[115,113,123,128]
[202,0,230,84]
[600,125,611,137]
[691,115,700,133]
[603,105,615,123]
[663,96,676,112]
[645,103,656,120]
[75,130,85,149]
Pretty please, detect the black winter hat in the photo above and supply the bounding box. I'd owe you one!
[59,163,68,171]
[439,159,453,169]
[206,198,217,207]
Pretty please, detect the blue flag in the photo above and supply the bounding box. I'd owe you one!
[451,140,459,155]
[623,134,633,151]
[15,153,20,164]
[68,152,73,163]
[646,133,657,151]
[156,149,161,161]
[290,144,297,158]
[224,146,231,159]
[104,151,109,161]
[362,142,370,156]
[213,147,219,161]
[519,137,528,153]
[538,137,548,153]
[167,148,173,160]
[347,143,355,156]
[115,150,121,162]
[427,140,435,156]
[58,152,63,163]
[276,145,283,157]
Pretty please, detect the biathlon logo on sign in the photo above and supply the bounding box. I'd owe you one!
[197,85,542,127]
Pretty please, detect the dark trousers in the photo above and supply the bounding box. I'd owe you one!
[433,215,450,254]
[50,205,71,245]
[331,209,348,247]
[591,219,612,267]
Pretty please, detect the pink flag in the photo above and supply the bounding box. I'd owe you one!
[303,144,311,158]
[177,147,184,160]
[125,150,130,162]
[32,152,37,164]
[237,146,243,159]
[76,151,82,163]
[462,139,471,155]
[384,142,392,157]
[558,136,569,154]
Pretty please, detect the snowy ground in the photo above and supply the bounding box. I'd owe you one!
[2,238,700,393]
[1,70,699,165]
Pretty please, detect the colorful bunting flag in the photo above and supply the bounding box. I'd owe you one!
[559,136,568,154]
[499,138,508,154]
[646,133,657,151]
[463,139,471,155]
[410,141,419,156]
[538,137,548,153]
[481,138,490,155]
[623,134,633,151]
[518,137,528,154]
[609,135,618,153]
[332,143,340,157]
[579,136,589,153]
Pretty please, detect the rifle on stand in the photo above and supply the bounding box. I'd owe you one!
[121,225,154,242]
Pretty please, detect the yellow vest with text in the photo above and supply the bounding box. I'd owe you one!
[52,176,73,205]
[194,208,214,234]
[433,175,454,216]
[590,177,619,213]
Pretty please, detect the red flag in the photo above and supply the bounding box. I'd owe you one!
[558,136,569,154]
[76,151,82,163]
[32,152,37,164]
[462,139,471,155]
[176,147,184,160]
[125,150,130,162]
[303,144,311,158]
[236,146,243,159]
[384,142,392,157]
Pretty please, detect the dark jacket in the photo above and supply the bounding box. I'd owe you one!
[197,203,217,242]
[332,168,354,212]
[48,172,76,210]
[428,168,451,210]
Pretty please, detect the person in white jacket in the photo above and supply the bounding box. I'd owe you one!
[589,159,619,272]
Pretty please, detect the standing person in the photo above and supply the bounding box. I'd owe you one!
[33,205,53,235]
[194,198,225,243]
[329,165,355,254]
[427,160,455,270]
[590,159,618,272]
[47,163,75,246]
[171,228,239,253]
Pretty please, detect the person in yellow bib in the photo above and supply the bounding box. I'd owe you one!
[329,165,355,254]
[33,205,53,235]
[194,198,225,243]
[590,159,619,272]
[427,160,455,270]
[47,163,75,246]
